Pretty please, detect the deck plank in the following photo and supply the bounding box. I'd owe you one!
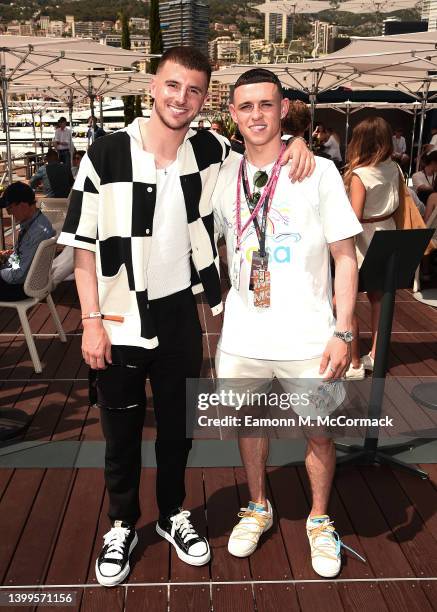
[170,468,210,582]
[45,469,105,585]
[334,467,413,578]
[254,584,300,612]
[266,466,312,580]
[204,468,251,581]
[234,467,292,581]
[80,586,124,611]
[211,584,255,612]
[125,585,167,612]
[0,469,45,583]
[169,585,211,612]
[4,468,76,586]
[296,583,345,611]
[128,468,169,583]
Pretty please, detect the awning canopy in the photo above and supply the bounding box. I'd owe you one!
[1,36,146,80]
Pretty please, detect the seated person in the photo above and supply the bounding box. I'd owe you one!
[71,150,85,179]
[0,182,55,301]
[412,150,437,222]
[29,149,73,198]
[392,127,409,170]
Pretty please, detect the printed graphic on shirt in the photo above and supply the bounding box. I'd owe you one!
[224,200,302,265]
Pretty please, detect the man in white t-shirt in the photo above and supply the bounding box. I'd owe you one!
[212,69,363,578]
[53,117,72,167]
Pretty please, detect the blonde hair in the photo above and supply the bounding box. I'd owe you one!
[344,117,393,190]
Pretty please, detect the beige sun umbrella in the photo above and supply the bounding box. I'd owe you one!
[339,0,422,33]
[0,36,148,250]
[255,1,332,42]
[10,70,152,124]
[212,31,437,149]
[1,36,146,185]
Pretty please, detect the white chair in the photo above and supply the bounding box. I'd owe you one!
[0,237,67,373]
[412,206,437,307]
[38,197,69,236]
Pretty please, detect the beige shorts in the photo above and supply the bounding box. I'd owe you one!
[215,347,345,420]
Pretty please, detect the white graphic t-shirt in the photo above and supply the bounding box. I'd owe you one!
[213,155,362,360]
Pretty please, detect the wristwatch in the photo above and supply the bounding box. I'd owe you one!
[333,330,354,343]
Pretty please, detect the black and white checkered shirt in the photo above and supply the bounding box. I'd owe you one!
[58,118,230,349]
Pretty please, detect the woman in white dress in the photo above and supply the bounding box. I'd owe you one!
[343,117,399,379]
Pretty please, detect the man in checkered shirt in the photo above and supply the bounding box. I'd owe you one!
[58,46,314,586]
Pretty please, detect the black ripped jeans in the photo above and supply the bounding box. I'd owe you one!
[93,288,203,526]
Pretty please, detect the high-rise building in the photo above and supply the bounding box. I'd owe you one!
[210,36,239,66]
[65,15,75,37]
[264,1,293,43]
[39,16,50,31]
[159,0,209,55]
[423,0,437,29]
[129,17,148,31]
[74,21,105,40]
[312,21,337,56]
[48,20,65,37]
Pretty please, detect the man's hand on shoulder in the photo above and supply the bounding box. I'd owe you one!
[281,137,315,183]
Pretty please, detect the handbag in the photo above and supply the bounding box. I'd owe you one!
[393,167,435,256]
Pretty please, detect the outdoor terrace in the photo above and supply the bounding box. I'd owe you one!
[0,277,437,611]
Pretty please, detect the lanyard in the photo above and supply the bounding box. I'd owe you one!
[236,143,285,253]
[242,165,270,257]
[16,210,42,256]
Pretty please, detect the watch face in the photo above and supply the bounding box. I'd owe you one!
[336,331,353,342]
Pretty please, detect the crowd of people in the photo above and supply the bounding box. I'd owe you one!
[1,45,435,587]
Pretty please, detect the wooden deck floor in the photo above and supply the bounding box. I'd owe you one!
[1,281,437,610]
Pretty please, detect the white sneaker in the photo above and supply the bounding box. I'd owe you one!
[306,515,366,578]
[345,363,365,380]
[361,353,374,371]
[306,515,341,578]
[228,499,273,557]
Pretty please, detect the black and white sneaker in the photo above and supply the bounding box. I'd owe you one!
[156,509,210,566]
[95,520,138,587]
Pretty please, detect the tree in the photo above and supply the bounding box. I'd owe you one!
[120,9,135,126]
[149,0,163,75]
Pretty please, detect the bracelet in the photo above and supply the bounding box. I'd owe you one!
[81,311,102,320]
[81,312,125,323]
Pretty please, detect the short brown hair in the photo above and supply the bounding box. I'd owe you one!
[231,68,283,101]
[282,100,311,135]
[157,46,212,86]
